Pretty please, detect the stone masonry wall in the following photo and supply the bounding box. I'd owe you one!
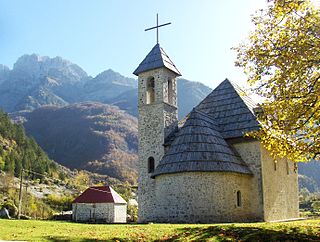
[260,144,299,221]
[232,140,264,220]
[154,172,260,223]
[138,68,178,223]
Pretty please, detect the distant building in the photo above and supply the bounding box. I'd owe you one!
[72,186,127,223]
[134,43,299,223]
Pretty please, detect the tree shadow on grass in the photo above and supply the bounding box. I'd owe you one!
[156,225,320,242]
[44,236,132,242]
[43,224,320,242]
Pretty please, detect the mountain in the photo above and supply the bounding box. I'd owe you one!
[108,88,138,117]
[0,55,211,120]
[299,175,319,193]
[0,64,10,85]
[177,79,212,118]
[82,69,137,102]
[0,54,88,112]
[299,160,320,193]
[22,102,138,184]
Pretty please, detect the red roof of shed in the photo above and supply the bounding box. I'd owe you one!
[72,186,127,204]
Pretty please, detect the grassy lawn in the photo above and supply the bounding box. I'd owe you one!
[0,219,319,242]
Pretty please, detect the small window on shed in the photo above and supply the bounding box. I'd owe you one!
[148,157,155,173]
[274,160,277,171]
[146,77,155,104]
[237,191,242,207]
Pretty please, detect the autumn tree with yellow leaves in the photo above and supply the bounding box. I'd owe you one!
[235,0,319,162]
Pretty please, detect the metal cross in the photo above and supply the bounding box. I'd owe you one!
[145,14,171,44]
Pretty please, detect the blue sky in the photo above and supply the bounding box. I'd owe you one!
[1,0,269,88]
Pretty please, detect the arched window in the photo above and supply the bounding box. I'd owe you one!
[167,79,173,104]
[148,157,155,173]
[237,191,242,207]
[146,77,155,104]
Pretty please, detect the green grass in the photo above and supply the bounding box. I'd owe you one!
[0,219,319,241]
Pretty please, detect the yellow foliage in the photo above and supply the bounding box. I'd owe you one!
[235,0,320,162]
[73,171,90,191]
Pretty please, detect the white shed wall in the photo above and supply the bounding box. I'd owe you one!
[113,204,127,223]
[72,203,117,223]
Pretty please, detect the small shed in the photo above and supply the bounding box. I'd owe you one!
[72,185,127,223]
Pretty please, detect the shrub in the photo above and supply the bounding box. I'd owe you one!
[1,200,18,217]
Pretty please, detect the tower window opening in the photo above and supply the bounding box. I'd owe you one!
[237,191,242,207]
[146,78,155,104]
[148,157,155,173]
[167,79,173,104]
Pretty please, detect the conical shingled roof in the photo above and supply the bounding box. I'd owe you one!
[133,43,181,76]
[152,109,253,178]
[196,79,260,139]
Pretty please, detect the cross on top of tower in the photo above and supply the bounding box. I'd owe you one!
[145,14,171,44]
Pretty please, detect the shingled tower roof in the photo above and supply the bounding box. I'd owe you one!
[152,109,253,178]
[133,43,181,76]
[196,79,260,139]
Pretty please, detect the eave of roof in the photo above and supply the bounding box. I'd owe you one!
[72,186,127,204]
[152,109,253,178]
[133,43,181,76]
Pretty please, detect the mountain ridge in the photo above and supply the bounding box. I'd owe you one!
[0,54,211,119]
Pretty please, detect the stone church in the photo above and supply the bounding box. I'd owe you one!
[133,43,299,223]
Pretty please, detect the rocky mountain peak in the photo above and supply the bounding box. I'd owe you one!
[93,69,137,87]
[13,54,88,83]
[0,64,10,84]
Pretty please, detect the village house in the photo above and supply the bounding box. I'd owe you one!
[72,185,127,223]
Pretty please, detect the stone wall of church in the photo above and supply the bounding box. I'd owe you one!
[232,140,299,221]
[260,145,299,221]
[232,140,264,220]
[154,172,261,223]
[137,68,178,223]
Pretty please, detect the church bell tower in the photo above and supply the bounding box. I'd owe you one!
[133,35,181,221]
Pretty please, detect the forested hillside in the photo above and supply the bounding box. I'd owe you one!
[22,102,138,184]
[0,110,57,177]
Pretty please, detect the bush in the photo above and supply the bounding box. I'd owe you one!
[127,205,138,223]
[312,201,320,212]
[1,200,18,217]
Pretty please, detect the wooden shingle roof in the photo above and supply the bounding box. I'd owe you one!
[152,109,253,178]
[133,43,181,76]
[196,79,260,139]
